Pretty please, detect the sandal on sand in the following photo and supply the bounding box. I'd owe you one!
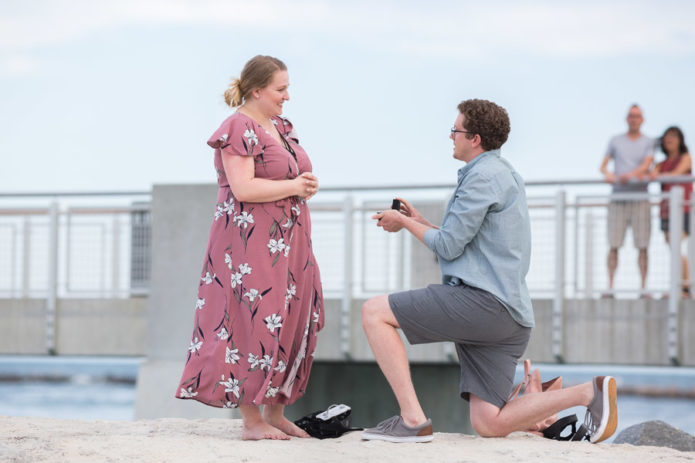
[542,415,589,441]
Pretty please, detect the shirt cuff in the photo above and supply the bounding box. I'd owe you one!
[424,228,438,252]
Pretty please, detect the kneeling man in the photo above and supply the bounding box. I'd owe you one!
[362,99,617,443]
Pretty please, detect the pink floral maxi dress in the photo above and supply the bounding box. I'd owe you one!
[175,113,324,408]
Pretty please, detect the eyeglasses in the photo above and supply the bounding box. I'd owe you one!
[450,127,474,136]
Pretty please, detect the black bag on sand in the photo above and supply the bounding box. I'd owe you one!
[294,404,362,439]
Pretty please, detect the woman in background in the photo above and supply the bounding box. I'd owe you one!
[650,126,692,298]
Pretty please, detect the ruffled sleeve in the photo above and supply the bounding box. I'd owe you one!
[273,116,299,144]
[207,114,264,157]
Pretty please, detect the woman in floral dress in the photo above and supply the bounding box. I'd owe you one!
[175,55,324,440]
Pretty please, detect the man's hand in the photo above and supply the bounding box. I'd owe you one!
[395,197,424,224]
[617,173,631,184]
[603,172,616,184]
[373,209,404,232]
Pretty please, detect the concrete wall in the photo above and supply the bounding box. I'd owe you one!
[134,183,234,419]
[120,182,695,419]
[0,298,146,355]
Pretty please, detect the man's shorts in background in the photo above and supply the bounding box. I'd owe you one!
[388,283,531,409]
[608,200,651,249]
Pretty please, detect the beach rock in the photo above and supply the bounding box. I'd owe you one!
[613,420,695,452]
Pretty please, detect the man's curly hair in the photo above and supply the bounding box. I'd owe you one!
[457,99,510,151]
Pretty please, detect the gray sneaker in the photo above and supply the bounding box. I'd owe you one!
[584,376,618,443]
[361,415,433,443]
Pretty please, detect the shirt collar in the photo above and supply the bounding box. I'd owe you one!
[457,149,501,181]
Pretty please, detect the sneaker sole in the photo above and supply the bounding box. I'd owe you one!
[361,432,434,443]
[591,376,618,443]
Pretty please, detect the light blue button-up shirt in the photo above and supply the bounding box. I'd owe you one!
[423,149,534,327]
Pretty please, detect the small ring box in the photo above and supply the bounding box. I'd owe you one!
[316,404,351,421]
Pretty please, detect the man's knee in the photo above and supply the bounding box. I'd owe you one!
[469,396,509,438]
[361,297,381,329]
[470,413,507,438]
[361,295,393,330]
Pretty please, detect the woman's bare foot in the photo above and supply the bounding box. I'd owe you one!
[242,420,290,440]
[264,415,311,438]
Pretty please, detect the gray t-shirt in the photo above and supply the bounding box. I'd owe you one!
[606,133,655,193]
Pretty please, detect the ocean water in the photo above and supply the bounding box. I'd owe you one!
[1,356,694,440]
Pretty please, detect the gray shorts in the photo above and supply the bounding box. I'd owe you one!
[389,283,531,409]
[607,200,651,249]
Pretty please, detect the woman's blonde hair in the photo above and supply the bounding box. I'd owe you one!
[224,55,287,108]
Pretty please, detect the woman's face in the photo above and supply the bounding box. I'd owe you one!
[255,70,290,117]
[663,131,681,154]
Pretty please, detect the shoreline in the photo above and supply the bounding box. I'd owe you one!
[1,416,693,463]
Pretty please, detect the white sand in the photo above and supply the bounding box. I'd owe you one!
[1,417,693,463]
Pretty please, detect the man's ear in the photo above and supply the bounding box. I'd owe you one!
[472,133,483,149]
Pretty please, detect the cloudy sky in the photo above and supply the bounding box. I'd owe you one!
[1,0,694,192]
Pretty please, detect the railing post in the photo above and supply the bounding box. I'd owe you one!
[341,195,354,359]
[553,190,566,362]
[22,216,31,298]
[112,215,121,296]
[668,186,684,365]
[583,211,594,298]
[46,202,59,355]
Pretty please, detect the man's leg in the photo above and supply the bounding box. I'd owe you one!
[638,248,648,289]
[607,248,618,289]
[633,200,651,291]
[361,295,427,427]
[606,202,627,292]
[469,384,591,437]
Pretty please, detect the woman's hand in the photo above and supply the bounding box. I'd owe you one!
[295,172,319,200]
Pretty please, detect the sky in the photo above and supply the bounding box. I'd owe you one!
[1,0,694,193]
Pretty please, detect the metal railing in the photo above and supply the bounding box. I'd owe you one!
[1,178,692,361]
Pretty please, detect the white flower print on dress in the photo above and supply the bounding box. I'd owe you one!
[285,284,296,301]
[220,375,241,398]
[265,382,279,398]
[217,327,229,340]
[264,313,282,333]
[201,272,214,285]
[291,205,301,216]
[223,401,238,409]
[271,119,278,126]
[267,238,286,254]
[244,288,261,302]
[313,311,320,323]
[179,387,198,398]
[282,218,293,228]
[260,354,273,371]
[230,272,242,288]
[188,337,203,353]
[234,211,254,229]
[283,245,290,257]
[238,263,252,275]
[247,353,260,369]
[225,346,240,364]
[243,129,259,146]
[222,199,234,215]
[214,205,224,221]
[274,360,286,373]
[195,298,205,310]
[225,253,233,270]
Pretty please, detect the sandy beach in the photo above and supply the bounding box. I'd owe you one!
[1,417,693,463]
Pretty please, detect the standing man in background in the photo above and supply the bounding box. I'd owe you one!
[599,104,654,297]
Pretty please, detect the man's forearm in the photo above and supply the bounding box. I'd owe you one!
[402,215,434,246]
